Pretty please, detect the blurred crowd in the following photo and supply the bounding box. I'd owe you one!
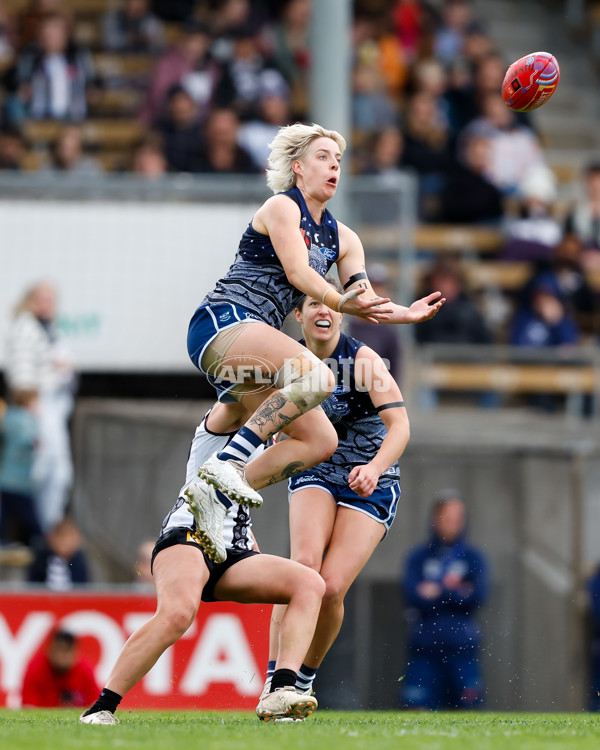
[0,0,565,187]
[0,0,599,353]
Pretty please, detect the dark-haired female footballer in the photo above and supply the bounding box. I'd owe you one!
[259,282,409,707]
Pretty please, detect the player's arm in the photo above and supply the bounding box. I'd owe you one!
[336,222,445,324]
[253,196,391,322]
[347,346,410,498]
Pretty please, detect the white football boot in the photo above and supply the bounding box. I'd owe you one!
[197,453,263,508]
[79,711,119,725]
[184,482,229,563]
[256,686,317,722]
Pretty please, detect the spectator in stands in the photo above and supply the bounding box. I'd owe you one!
[352,50,399,135]
[39,124,103,177]
[510,273,580,348]
[587,564,600,711]
[28,516,90,589]
[565,162,600,265]
[261,0,310,114]
[131,134,167,178]
[151,0,195,23]
[547,232,598,336]
[433,0,473,64]
[0,0,15,63]
[21,629,98,708]
[237,91,292,170]
[15,0,62,51]
[140,20,229,126]
[462,92,544,195]
[154,85,201,173]
[0,388,44,548]
[438,132,504,224]
[400,490,489,710]
[193,107,258,174]
[502,165,562,262]
[5,281,77,532]
[401,90,451,219]
[218,26,289,122]
[415,258,493,345]
[102,0,166,56]
[358,125,404,177]
[391,0,427,63]
[6,12,98,126]
[208,0,267,42]
[348,263,402,381]
[0,124,25,170]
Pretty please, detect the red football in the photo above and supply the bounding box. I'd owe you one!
[501,51,560,112]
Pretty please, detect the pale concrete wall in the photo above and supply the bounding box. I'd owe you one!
[71,400,600,710]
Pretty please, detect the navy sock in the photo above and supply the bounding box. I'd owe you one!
[266,660,276,681]
[270,668,297,692]
[216,488,232,510]
[83,687,122,716]
[295,663,318,692]
[217,426,263,464]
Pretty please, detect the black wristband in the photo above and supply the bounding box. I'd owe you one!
[375,401,405,413]
[343,272,368,290]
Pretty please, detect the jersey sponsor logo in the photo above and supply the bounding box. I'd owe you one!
[321,247,337,260]
[333,384,352,395]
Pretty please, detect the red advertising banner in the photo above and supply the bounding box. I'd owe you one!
[0,590,271,710]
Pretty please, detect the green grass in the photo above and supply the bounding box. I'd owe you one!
[1,710,599,750]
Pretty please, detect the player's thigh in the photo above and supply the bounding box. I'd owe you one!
[214,553,323,604]
[318,506,385,597]
[153,544,209,618]
[219,322,312,374]
[288,487,337,569]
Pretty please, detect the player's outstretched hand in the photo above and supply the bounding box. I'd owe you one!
[340,288,393,323]
[348,463,379,498]
[405,291,445,323]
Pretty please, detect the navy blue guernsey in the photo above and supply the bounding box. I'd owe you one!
[309,332,400,488]
[201,186,340,329]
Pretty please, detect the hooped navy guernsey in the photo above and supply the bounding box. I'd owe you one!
[305,332,400,488]
[201,186,340,330]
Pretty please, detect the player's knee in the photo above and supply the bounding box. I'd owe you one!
[276,352,335,412]
[292,567,326,603]
[322,576,348,608]
[161,602,196,641]
[292,550,323,572]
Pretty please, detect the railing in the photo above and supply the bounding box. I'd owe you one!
[412,343,600,417]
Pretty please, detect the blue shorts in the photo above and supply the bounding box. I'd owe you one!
[187,303,263,402]
[288,473,400,535]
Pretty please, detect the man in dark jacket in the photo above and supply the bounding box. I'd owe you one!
[400,490,489,709]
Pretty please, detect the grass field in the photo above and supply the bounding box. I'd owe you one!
[2,710,600,750]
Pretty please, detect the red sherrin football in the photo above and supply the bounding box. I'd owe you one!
[502,51,560,112]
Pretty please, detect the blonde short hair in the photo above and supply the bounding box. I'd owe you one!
[266,122,347,194]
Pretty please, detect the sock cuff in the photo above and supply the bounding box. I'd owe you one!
[237,425,264,448]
